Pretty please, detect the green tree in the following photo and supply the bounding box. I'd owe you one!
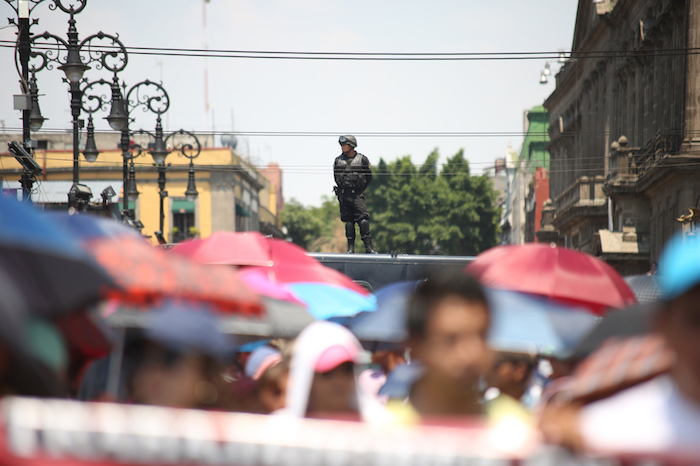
[364,148,500,255]
[280,196,340,251]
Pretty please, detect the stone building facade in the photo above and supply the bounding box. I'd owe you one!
[543,0,700,274]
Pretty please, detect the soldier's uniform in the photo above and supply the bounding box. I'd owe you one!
[333,135,377,254]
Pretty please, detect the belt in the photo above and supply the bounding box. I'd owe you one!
[339,188,360,194]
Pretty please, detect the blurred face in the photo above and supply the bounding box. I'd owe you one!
[414,296,491,389]
[307,362,357,415]
[340,143,353,155]
[131,344,213,409]
[257,368,288,413]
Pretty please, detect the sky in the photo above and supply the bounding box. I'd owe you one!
[0,0,578,207]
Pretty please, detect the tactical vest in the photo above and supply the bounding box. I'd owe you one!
[335,153,366,189]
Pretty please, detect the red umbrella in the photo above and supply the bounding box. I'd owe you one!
[170,231,273,266]
[465,243,636,315]
[87,236,262,315]
[171,232,369,295]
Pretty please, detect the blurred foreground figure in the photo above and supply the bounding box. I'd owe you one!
[245,345,288,413]
[574,233,700,455]
[281,321,388,421]
[130,304,235,410]
[485,351,536,407]
[389,272,492,419]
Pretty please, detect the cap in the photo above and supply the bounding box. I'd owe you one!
[314,344,357,373]
[245,346,282,380]
[658,232,700,300]
[338,135,357,148]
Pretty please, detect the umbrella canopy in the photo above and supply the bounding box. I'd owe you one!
[105,297,314,340]
[286,283,377,320]
[47,212,143,242]
[237,268,305,305]
[170,231,273,266]
[624,274,662,304]
[486,288,598,356]
[86,236,262,316]
[171,231,368,295]
[568,302,657,360]
[0,197,115,317]
[466,243,636,315]
[347,281,421,344]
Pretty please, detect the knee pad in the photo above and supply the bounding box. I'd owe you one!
[345,222,356,239]
[359,219,370,237]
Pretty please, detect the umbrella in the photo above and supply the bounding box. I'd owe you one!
[624,274,662,304]
[86,235,262,315]
[170,231,273,266]
[466,243,636,315]
[105,297,314,340]
[171,231,369,295]
[568,302,657,360]
[347,281,421,344]
[237,268,305,305]
[0,196,115,317]
[486,288,598,356]
[549,334,674,405]
[46,212,143,242]
[286,283,377,320]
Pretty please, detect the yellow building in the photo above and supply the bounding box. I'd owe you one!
[0,140,283,244]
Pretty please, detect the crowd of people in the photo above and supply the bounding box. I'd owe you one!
[2,196,700,462]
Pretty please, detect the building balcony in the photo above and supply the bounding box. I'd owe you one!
[555,175,606,213]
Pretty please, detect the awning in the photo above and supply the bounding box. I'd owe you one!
[172,200,195,214]
[236,203,251,217]
[2,180,122,204]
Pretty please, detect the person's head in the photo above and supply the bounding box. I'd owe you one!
[131,342,225,408]
[256,357,289,413]
[657,234,700,399]
[371,348,406,374]
[339,135,357,155]
[244,345,287,413]
[408,271,492,390]
[285,321,363,418]
[131,302,235,409]
[485,351,535,400]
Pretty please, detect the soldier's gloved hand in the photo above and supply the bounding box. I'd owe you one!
[332,186,339,194]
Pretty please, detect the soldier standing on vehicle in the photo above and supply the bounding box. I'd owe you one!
[333,135,377,254]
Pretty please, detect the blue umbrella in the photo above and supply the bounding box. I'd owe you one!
[47,212,142,242]
[286,283,377,320]
[486,288,598,356]
[347,281,421,343]
[0,196,115,316]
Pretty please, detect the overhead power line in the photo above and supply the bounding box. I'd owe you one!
[1,40,699,61]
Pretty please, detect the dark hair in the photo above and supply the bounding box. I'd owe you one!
[408,272,489,339]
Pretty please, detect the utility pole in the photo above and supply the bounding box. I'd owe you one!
[17,0,35,201]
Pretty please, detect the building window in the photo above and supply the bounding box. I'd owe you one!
[172,199,196,243]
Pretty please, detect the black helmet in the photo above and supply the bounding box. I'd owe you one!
[338,135,357,148]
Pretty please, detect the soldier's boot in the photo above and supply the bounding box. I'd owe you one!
[345,222,356,254]
[359,219,377,254]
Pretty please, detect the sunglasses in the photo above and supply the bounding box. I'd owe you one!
[339,136,350,145]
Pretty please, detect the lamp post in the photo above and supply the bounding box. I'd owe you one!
[106,79,170,220]
[22,0,127,206]
[132,125,201,233]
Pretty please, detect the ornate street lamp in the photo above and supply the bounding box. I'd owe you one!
[28,73,46,132]
[133,127,201,232]
[23,0,127,206]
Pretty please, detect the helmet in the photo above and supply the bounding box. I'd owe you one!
[338,135,357,148]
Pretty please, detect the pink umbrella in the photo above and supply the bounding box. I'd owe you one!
[171,232,369,295]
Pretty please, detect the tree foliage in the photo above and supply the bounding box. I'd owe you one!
[279,196,339,252]
[280,149,500,256]
[365,148,500,255]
